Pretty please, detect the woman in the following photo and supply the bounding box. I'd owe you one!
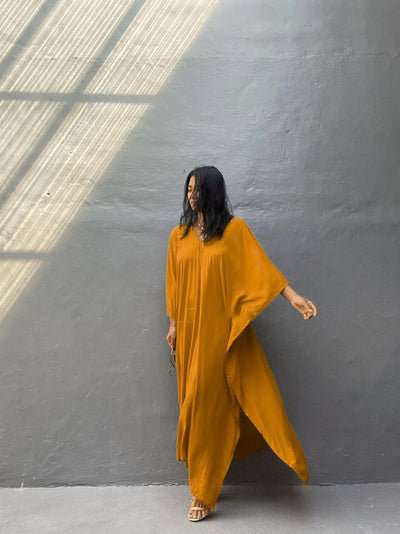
[165,166,317,522]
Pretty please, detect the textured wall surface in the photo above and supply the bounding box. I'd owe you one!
[1,0,399,488]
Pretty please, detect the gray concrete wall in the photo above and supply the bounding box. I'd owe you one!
[0,0,399,488]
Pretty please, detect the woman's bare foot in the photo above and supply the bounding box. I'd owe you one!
[188,495,212,521]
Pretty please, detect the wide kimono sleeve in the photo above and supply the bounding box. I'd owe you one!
[225,218,290,352]
[166,227,178,322]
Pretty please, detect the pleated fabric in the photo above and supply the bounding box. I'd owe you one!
[166,216,310,509]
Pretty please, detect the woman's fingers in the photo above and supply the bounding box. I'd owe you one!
[304,300,317,319]
[308,300,317,315]
[166,332,176,347]
[308,300,317,317]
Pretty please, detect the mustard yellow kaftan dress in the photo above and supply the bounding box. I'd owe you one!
[166,216,310,509]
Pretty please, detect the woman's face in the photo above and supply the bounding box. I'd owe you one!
[187,175,199,211]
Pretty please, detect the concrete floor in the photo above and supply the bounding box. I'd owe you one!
[0,483,398,533]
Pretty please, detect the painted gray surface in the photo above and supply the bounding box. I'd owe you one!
[1,483,400,533]
[0,0,399,489]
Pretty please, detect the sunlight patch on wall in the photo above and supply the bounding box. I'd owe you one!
[0,0,220,322]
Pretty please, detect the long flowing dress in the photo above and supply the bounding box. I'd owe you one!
[166,216,310,510]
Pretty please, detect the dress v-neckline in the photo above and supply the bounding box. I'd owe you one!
[191,217,237,243]
[191,225,205,242]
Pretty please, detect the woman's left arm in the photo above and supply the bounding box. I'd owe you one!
[280,285,317,320]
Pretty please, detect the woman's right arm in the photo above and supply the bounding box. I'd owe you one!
[166,228,178,323]
[166,228,177,349]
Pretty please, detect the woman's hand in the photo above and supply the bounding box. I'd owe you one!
[290,294,317,320]
[166,322,177,348]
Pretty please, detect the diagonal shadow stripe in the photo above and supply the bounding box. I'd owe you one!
[0,0,148,210]
[73,0,148,95]
[0,91,155,103]
[0,251,48,260]
[0,0,60,83]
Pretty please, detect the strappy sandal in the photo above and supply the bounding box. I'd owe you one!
[188,496,212,522]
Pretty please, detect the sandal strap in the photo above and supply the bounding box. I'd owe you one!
[190,506,209,510]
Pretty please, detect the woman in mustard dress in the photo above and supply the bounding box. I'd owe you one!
[165,166,317,521]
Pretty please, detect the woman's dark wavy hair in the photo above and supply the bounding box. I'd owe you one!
[179,166,234,243]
